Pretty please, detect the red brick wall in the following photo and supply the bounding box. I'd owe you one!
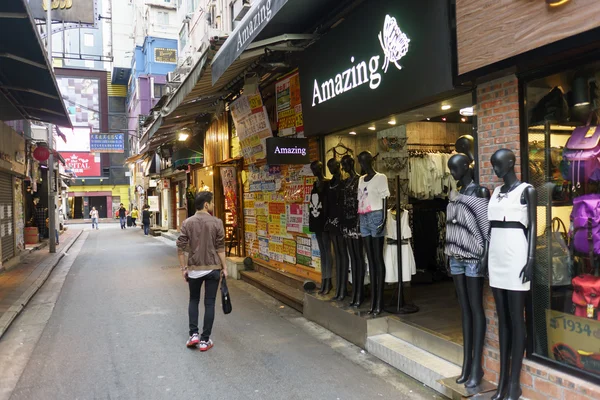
[476,75,600,400]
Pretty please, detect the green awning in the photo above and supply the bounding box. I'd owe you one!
[172,148,203,170]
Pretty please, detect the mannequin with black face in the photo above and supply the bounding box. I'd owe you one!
[325,158,350,300]
[341,155,365,307]
[357,151,388,315]
[309,161,333,294]
[446,154,490,388]
[455,135,475,164]
[488,149,537,400]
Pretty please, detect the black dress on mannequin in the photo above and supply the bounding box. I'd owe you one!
[358,151,389,316]
[446,154,490,388]
[341,155,365,307]
[488,149,537,400]
[309,161,333,294]
[325,158,350,300]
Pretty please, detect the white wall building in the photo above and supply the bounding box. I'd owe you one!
[132,0,180,46]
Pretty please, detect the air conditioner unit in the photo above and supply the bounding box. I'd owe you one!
[234,0,251,21]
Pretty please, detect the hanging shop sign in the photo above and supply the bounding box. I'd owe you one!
[148,196,159,212]
[455,0,600,76]
[90,133,124,153]
[30,0,97,25]
[211,0,289,85]
[299,0,457,136]
[154,48,177,64]
[61,152,101,177]
[265,137,309,165]
[275,71,304,137]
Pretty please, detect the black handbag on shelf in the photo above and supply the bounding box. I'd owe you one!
[536,217,574,286]
[221,277,232,314]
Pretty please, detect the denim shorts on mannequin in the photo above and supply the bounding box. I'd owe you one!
[359,210,385,238]
[449,256,483,278]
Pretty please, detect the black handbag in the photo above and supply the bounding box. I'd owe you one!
[221,277,232,314]
[537,217,574,286]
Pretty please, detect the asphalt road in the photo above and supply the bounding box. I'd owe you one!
[7,223,437,400]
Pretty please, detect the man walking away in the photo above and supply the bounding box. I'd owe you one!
[90,207,99,230]
[118,203,127,229]
[176,191,228,351]
[142,205,151,236]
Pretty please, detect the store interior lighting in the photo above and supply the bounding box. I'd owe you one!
[177,131,190,141]
[388,119,396,125]
[460,106,474,116]
[441,104,452,110]
[461,117,467,122]
[368,126,376,131]
[349,131,357,135]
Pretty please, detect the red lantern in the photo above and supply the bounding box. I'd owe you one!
[33,146,50,162]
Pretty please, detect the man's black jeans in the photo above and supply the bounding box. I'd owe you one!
[188,269,220,340]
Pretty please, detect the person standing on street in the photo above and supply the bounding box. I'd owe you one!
[176,191,228,351]
[142,205,151,236]
[131,206,139,227]
[118,203,127,229]
[90,207,99,230]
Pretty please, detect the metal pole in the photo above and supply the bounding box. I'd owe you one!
[47,1,56,253]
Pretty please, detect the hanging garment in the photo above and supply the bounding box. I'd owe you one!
[384,209,416,283]
[488,183,532,291]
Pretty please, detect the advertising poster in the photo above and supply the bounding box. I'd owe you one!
[55,127,92,152]
[275,71,304,137]
[269,235,284,262]
[257,215,268,236]
[297,236,312,267]
[283,238,297,264]
[229,92,272,163]
[311,234,322,272]
[286,204,303,233]
[220,166,238,226]
[148,196,159,212]
[258,236,270,261]
[61,152,101,177]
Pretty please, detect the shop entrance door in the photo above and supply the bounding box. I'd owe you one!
[0,172,15,262]
[73,197,83,219]
[89,196,107,218]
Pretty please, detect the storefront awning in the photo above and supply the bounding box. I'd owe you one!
[172,148,203,170]
[124,153,145,164]
[0,0,72,127]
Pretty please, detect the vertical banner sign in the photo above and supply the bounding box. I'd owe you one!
[220,166,238,226]
[275,71,304,137]
[229,92,272,163]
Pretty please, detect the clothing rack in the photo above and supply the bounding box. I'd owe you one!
[407,143,455,156]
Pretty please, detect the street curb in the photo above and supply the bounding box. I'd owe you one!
[0,230,84,340]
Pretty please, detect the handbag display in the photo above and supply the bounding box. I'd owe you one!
[572,272,600,320]
[221,277,232,315]
[537,217,573,286]
[570,194,600,257]
[563,114,600,189]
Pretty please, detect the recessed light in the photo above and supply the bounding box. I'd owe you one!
[575,102,590,107]
[461,117,467,122]
[349,131,357,135]
[388,119,396,125]
[426,117,431,121]
[441,104,451,110]
[460,107,474,116]
[442,117,447,121]
[368,126,376,131]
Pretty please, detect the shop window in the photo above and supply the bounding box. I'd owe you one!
[524,61,600,381]
[153,83,166,99]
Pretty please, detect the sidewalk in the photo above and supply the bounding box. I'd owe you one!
[0,229,83,340]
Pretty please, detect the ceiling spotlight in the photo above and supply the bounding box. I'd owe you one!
[388,119,396,125]
[441,104,451,111]
[349,131,357,135]
[426,117,431,121]
[368,126,376,131]
[461,117,467,122]
[177,132,189,141]
[460,107,474,116]
[442,117,447,121]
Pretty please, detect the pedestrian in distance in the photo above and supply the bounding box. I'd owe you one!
[90,207,99,230]
[176,191,228,351]
[131,206,139,227]
[142,205,151,236]
[118,203,127,229]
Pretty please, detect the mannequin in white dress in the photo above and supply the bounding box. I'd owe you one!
[488,149,537,400]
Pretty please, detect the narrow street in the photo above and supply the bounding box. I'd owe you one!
[0,224,437,400]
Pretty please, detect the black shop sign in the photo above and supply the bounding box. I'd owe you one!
[266,137,310,165]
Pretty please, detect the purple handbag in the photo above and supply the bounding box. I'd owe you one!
[563,115,600,188]
[571,194,600,256]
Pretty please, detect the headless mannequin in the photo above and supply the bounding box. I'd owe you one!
[447,154,490,388]
[358,151,387,316]
[310,161,333,295]
[326,158,350,300]
[489,149,537,400]
[341,155,365,307]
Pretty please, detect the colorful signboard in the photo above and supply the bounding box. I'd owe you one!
[61,152,101,177]
[90,133,124,153]
[229,91,272,163]
[154,48,177,64]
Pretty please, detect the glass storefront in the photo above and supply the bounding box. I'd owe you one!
[524,61,600,380]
